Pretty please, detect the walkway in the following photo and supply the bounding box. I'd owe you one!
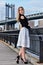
[0,41,32,65]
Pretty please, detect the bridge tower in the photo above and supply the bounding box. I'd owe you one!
[4,3,15,30]
[5,3,15,20]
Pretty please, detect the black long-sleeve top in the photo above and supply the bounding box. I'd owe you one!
[19,14,32,34]
[19,14,28,29]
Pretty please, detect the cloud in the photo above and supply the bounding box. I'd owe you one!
[25,0,43,14]
[28,0,43,8]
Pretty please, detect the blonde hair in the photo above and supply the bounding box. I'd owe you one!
[16,6,24,22]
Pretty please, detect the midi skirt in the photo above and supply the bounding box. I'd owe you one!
[17,27,30,48]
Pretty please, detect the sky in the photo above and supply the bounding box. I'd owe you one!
[0,0,43,19]
[0,0,43,26]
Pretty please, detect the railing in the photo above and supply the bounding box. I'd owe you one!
[0,30,19,48]
[30,35,43,63]
[0,30,43,63]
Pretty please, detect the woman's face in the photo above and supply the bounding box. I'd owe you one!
[19,8,24,15]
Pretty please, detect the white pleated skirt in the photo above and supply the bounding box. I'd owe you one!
[17,27,30,48]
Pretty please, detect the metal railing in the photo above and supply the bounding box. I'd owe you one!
[30,35,43,63]
[0,30,19,48]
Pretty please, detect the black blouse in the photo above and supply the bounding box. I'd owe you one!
[19,14,28,29]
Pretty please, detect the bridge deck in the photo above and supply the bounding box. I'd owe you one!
[0,41,32,65]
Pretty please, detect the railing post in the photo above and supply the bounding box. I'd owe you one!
[10,35,11,45]
[39,36,43,63]
[15,37,17,48]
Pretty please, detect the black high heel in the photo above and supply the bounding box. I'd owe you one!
[21,58,28,64]
[16,55,20,64]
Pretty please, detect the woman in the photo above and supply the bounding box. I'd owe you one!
[16,6,30,64]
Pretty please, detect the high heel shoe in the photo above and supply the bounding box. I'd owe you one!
[16,55,20,64]
[21,58,28,64]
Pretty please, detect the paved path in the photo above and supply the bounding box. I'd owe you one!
[0,42,32,65]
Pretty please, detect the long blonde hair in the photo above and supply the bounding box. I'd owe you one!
[16,6,24,22]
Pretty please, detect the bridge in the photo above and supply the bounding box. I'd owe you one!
[0,12,43,25]
[27,12,43,20]
[0,19,16,25]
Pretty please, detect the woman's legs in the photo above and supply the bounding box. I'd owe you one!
[19,48,22,56]
[19,47,26,61]
[21,47,26,61]
[16,47,28,64]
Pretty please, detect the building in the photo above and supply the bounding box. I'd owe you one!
[28,20,34,28]
[38,19,43,27]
